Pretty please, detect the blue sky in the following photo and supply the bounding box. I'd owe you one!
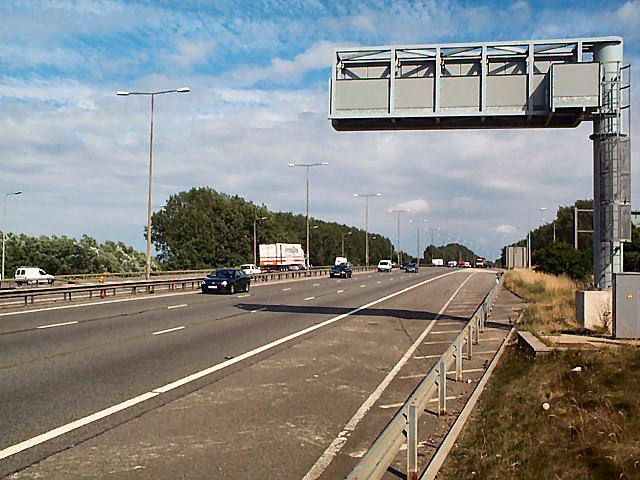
[1,0,639,262]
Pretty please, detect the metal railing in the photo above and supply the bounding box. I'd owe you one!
[0,266,377,308]
[345,272,504,480]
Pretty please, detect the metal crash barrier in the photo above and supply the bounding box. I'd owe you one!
[346,272,504,480]
[0,266,377,308]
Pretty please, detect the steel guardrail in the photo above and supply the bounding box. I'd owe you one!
[0,266,377,307]
[345,272,504,480]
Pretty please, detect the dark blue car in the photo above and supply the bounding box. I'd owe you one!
[201,268,250,294]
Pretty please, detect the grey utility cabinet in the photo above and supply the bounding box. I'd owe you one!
[613,273,640,339]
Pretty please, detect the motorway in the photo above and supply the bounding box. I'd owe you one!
[0,267,497,479]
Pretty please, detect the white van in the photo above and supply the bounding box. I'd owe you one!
[335,256,348,266]
[240,264,262,275]
[377,259,392,272]
[15,267,55,286]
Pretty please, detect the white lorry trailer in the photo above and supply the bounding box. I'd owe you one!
[259,243,306,270]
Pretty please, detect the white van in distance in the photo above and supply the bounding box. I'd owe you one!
[15,267,55,286]
[377,259,392,272]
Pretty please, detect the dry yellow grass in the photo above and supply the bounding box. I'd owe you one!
[505,269,585,334]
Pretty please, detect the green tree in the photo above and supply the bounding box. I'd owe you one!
[533,241,591,281]
[150,187,393,269]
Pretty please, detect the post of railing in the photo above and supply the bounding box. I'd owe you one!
[474,317,479,344]
[437,360,447,416]
[407,400,418,480]
[467,325,473,360]
[455,338,463,382]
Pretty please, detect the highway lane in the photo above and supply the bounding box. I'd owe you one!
[0,267,472,475]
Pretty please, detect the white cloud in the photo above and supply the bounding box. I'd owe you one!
[495,224,518,235]
[171,38,218,68]
[395,199,431,213]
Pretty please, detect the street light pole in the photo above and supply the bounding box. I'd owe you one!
[117,86,190,280]
[2,191,22,283]
[288,162,328,268]
[254,216,267,265]
[410,219,427,266]
[341,231,352,257]
[354,193,381,266]
[389,209,410,266]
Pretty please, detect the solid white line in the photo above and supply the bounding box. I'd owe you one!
[237,294,250,298]
[152,326,185,335]
[0,392,158,460]
[167,304,187,310]
[437,322,463,326]
[401,369,483,380]
[37,321,78,329]
[337,290,344,293]
[2,269,466,462]
[415,354,444,360]
[428,395,458,403]
[250,307,267,313]
[304,296,315,301]
[302,271,475,480]
[429,330,462,334]
[423,341,451,345]
[446,368,485,375]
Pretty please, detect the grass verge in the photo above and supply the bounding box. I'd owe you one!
[437,345,640,480]
[438,270,639,479]
[504,269,589,335]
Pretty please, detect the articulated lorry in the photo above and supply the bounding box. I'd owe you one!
[259,243,306,270]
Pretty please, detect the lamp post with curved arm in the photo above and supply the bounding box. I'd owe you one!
[288,162,328,268]
[389,208,410,266]
[2,190,22,284]
[117,87,190,280]
[354,193,382,266]
[341,231,352,258]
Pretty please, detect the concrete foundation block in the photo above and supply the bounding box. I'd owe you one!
[576,289,612,334]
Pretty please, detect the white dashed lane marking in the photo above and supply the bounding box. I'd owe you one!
[152,326,185,336]
[37,321,78,329]
[167,304,187,310]
[304,296,316,301]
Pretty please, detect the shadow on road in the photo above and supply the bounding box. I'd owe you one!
[235,303,470,323]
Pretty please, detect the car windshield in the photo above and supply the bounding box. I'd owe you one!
[210,269,235,278]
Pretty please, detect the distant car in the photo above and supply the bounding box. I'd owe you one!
[240,264,262,275]
[15,267,55,286]
[447,261,457,268]
[464,261,471,268]
[457,261,466,268]
[401,262,410,271]
[201,268,250,294]
[289,264,307,271]
[377,259,392,272]
[404,263,419,273]
[330,263,353,278]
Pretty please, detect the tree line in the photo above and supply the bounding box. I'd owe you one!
[501,199,640,281]
[150,187,395,269]
[2,234,149,277]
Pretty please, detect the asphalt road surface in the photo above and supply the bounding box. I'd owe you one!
[0,267,497,479]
